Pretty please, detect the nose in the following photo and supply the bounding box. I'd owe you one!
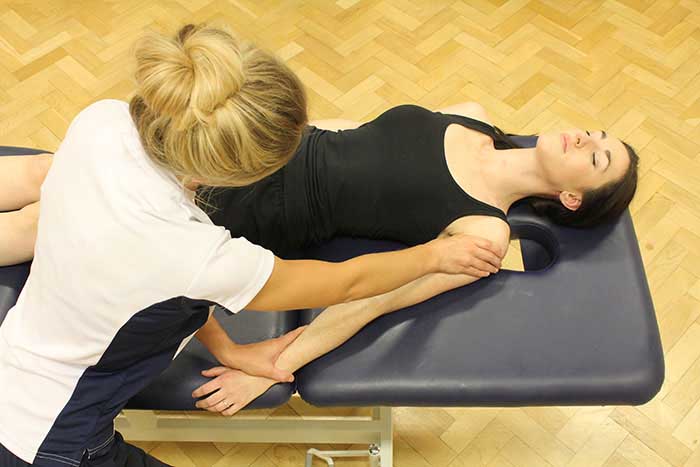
[575,132,589,148]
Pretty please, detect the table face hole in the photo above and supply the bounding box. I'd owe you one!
[518,237,555,271]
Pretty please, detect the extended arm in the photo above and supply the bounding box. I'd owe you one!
[245,232,500,312]
[192,269,488,415]
[196,272,480,378]
[274,217,510,372]
[274,271,483,372]
[192,217,510,414]
[266,216,510,372]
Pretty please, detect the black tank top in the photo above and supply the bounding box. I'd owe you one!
[282,104,508,247]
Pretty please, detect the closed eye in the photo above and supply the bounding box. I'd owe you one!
[586,130,596,166]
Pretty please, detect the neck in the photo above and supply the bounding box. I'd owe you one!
[479,145,556,211]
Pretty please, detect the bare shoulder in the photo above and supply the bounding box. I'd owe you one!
[436,102,492,125]
[442,215,510,257]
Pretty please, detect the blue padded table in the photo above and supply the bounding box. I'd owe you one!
[297,205,664,407]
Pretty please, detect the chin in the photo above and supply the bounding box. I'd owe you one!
[536,133,553,151]
[535,134,555,158]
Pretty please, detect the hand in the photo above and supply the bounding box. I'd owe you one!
[192,367,275,416]
[427,234,502,276]
[221,326,306,383]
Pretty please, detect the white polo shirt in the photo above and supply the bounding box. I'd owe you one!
[0,99,274,465]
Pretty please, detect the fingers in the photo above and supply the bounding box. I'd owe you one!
[458,235,503,258]
[473,237,494,252]
[200,397,234,413]
[239,361,292,382]
[451,235,502,273]
[472,237,503,257]
[470,239,501,267]
[454,258,496,277]
[192,376,223,399]
[195,390,227,410]
[222,403,243,417]
[475,249,501,271]
[266,367,294,383]
[472,257,498,274]
[465,266,490,278]
[201,366,228,377]
[211,398,234,413]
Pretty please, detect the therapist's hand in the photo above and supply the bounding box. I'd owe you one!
[192,367,275,416]
[220,326,306,383]
[427,234,502,277]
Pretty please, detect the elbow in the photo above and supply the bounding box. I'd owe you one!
[340,265,378,304]
[342,277,363,304]
[329,259,368,304]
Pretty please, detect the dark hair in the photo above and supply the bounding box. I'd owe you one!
[488,126,639,228]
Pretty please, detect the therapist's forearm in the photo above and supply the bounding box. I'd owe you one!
[195,312,236,364]
[274,272,479,373]
[338,243,439,303]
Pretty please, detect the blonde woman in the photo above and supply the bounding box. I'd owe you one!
[0,24,500,467]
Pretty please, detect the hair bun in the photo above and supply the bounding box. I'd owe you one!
[130,22,308,190]
[133,23,245,128]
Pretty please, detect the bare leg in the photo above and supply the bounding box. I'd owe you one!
[0,154,53,211]
[0,154,52,266]
[0,201,40,266]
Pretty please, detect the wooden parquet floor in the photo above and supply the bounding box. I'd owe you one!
[1,0,699,465]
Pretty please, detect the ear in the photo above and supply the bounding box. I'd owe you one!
[559,191,582,211]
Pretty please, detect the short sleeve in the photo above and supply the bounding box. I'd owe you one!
[186,229,275,313]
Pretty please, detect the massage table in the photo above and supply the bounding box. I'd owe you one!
[0,143,664,467]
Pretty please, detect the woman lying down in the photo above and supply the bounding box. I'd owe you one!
[190,100,639,415]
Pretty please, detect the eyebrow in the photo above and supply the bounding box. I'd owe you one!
[600,130,611,172]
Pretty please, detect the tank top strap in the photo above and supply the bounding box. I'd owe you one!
[440,112,500,142]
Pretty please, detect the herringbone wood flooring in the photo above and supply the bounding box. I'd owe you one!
[2,0,699,465]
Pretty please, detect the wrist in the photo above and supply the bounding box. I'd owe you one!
[216,340,241,368]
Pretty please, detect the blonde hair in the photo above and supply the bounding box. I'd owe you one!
[129,23,307,194]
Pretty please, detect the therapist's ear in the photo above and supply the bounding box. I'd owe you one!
[184,178,205,191]
[559,191,582,211]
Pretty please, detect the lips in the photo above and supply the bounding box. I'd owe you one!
[561,134,568,153]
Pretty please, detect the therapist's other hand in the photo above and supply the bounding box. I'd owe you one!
[221,326,306,383]
[192,367,274,416]
[428,234,502,277]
